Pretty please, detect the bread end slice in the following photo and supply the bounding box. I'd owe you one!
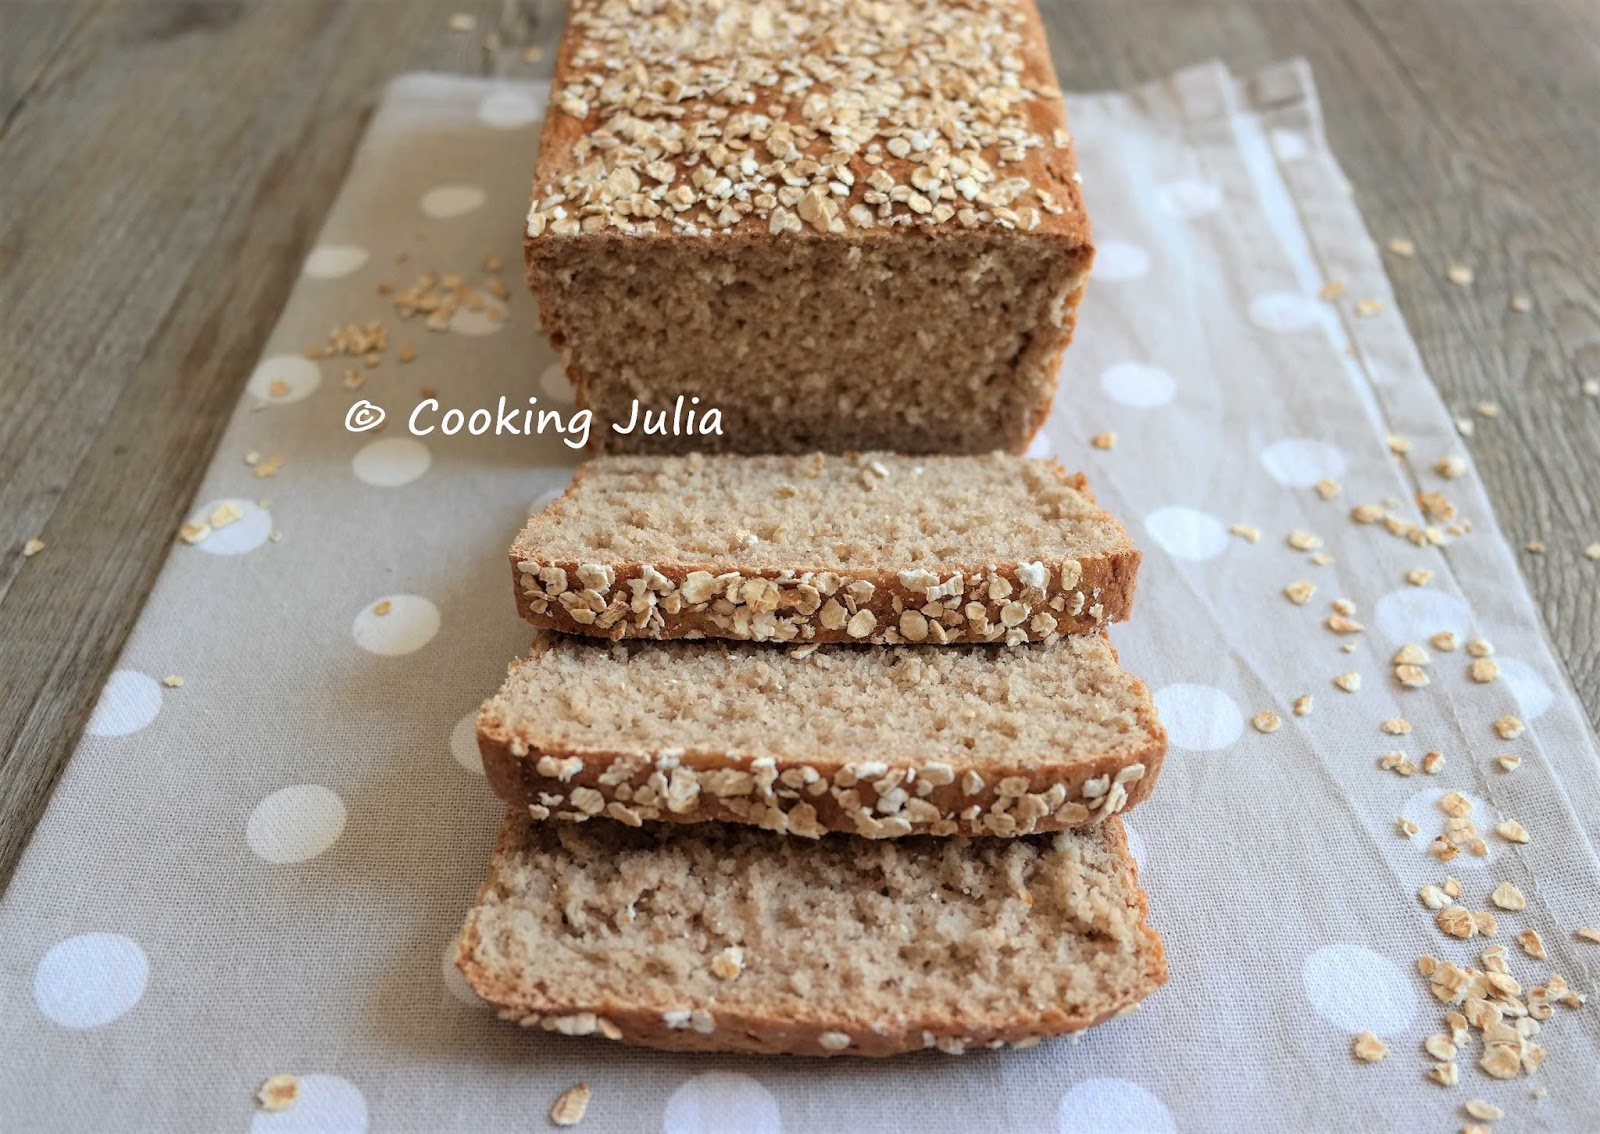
[456,813,1166,1057]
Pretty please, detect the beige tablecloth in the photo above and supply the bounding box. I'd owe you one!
[3,63,1597,1133]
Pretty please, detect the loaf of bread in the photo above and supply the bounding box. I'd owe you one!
[513,453,1139,645]
[456,812,1166,1056]
[525,0,1092,455]
[479,630,1164,839]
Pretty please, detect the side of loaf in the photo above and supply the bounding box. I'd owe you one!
[524,0,1092,455]
[478,633,1166,839]
[511,453,1140,644]
[456,813,1166,1056]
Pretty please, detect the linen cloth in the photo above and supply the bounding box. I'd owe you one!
[2,63,1597,1133]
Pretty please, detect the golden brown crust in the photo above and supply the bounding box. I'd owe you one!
[454,815,1167,1057]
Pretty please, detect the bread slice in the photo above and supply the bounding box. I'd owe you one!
[456,812,1166,1056]
[478,631,1165,839]
[512,452,1140,644]
[525,0,1091,456]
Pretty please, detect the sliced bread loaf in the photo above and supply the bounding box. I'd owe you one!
[456,812,1166,1057]
[479,632,1165,839]
[512,452,1139,644]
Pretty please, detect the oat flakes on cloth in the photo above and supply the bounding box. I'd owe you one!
[2,62,1597,1133]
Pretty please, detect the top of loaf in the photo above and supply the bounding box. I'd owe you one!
[526,0,1089,244]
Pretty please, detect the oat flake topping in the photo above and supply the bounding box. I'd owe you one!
[528,0,1071,239]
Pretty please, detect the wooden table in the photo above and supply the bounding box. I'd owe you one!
[3,0,1597,891]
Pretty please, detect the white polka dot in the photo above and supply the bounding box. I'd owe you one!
[1159,179,1222,219]
[448,302,507,336]
[1143,506,1229,561]
[450,711,484,775]
[420,185,486,219]
[1400,787,1497,867]
[352,594,440,656]
[1094,240,1151,282]
[1271,128,1309,161]
[1496,657,1553,720]
[85,670,163,738]
[1259,438,1348,488]
[442,937,484,1007]
[1025,432,1052,458]
[1122,822,1147,872]
[247,785,347,864]
[540,361,573,403]
[1100,362,1176,409]
[249,1074,367,1134]
[1373,589,1473,645]
[1057,1079,1174,1134]
[663,1073,783,1134]
[248,355,321,404]
[302,245,369,279]
[1152,684,1244,752]
[352,438,431,487]
[1249,291,1323,333]
[1302,944,1419,1035]
[187,498,272,555]
[34,933,148,1029]
[477,89,541,129]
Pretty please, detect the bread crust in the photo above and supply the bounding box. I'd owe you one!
[512,462,1139,645]
[477,634,1166,840]
[455,814,1167,1057]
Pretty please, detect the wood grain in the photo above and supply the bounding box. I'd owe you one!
[1,0,1596,892]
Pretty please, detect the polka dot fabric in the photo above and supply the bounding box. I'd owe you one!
[0,65,1597,1132]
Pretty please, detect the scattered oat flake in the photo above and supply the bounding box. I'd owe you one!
[1421,751,1445,774]
[1494,715,1525,740]
[1308,551,1333,567]
[1398,817,1419,837]
[209,501,245,529]
[1381,718,1411,735]
[1292,694,1313,716]
[1355,297,1383,317]
[1525,539,1545,554]
[1387,435,1411,455]
[448,12,476,31]
[1334,672,1361,693]
[1435,454,1467,479]
[1406,567,1434,586]
[1089,431,1116,450]
[1584,379,1600,397]
[1327,614,1363,634]
[1465,1099,1503,1122]
[1351,1031,1388,1062]
[1470,657,1499,683]
[1284,580,1316,605]
[1490,882,1526,911]
[253,455,285,479]
[268,379,291,398]
[1465,638,1494,658]
[1393,643,1430,666]
[162,675,184,688]
[1491,818,1529,844]
[1287,530,1322,551]
[373,600,393,616]
[1473,401,1500,418]
[1430,631,1459,652]
[1252,711,1282,734]
[1578,927,1600,944]
[1447,264,1474,286]
[1319,280,1347,301]
[1509,294,1532,313]
[22,538,45,558]
[1585,541,1600,561]
[179,522,211,545]
[1495,755,1521,773]
[244,450,261,466]
[1229,523,1261,543]
[256,1074,299,1111]
[550,1083,592,1127]
[1387,236,1415,257]
[1517,929,1546,960]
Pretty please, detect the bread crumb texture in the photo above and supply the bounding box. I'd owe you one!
[513,453,1138,644]
[525,0,1092,454]
[479,631,1164,838]
[457,812,1166,1056]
